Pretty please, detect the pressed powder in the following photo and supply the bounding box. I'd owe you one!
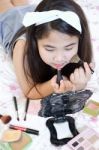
[1,129,22,142]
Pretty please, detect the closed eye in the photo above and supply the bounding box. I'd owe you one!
[45,48,55,51]
[44,45,55,51]
[64,43,77,51]
[65,47,73,51]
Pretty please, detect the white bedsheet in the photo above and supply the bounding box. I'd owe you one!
[0,0,99,150]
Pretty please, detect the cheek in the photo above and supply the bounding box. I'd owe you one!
[39,50,51,64]
[64,49,78,61]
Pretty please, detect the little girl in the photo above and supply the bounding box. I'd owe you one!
[0,0,94,99]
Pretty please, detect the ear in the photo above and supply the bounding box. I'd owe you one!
[70,54,80,63]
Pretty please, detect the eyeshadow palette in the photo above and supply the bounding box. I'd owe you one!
[67,128,99,150]
[83,100,99,117]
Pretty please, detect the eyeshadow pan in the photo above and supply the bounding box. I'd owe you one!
[72,141,79,147]
[88,135,99,144]
[83,100,99,117]
[67,128,99,150]
[77,146,84,150]
[88,103,98,109]
[88,147,96,150]
[78,137,84,143]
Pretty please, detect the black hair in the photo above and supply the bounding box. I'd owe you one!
[12,0,92,90]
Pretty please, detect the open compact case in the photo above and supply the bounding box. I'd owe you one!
[39,55,93,146]
[67,127,99,150]
[39,89,93,146]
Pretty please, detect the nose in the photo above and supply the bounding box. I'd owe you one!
[54,52,65,62]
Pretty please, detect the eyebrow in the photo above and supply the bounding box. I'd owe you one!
[44,42,77,48]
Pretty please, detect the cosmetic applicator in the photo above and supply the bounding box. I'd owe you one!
[0,115,12,124]
[24,98,30,121]
[0,115,12,140]
[13,96,19,121]
[56,55,79,86]
[70,54,94,74]
[56,69,63,86]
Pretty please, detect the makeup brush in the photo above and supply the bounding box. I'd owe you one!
[70,54,94,74]
[70,54,80,63]
[13,96,19,121]
[56,69,63,86]
[24,98,30,121]
[0,115,12,124]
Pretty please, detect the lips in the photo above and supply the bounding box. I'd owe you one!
[53,64,65,69]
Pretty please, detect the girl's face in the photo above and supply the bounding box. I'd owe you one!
[37,30,79,69]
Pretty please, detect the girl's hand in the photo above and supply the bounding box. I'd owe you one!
[70,62,92,91]
[50,75,73,93]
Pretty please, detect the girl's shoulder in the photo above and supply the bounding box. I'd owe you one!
[0,4,35,54]
[0,4,35,20]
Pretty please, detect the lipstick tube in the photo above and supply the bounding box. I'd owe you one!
[56,69,63,86]
[9,125,39,135]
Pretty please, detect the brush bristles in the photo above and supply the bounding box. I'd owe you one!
[70,54,80,63]
[0,115,12,124]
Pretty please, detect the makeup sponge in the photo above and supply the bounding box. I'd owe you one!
[9,132,32,150]
[1,129,22,142]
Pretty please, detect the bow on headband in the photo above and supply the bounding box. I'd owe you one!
[23,10,82,33]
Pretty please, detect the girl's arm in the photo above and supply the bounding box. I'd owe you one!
[13,40,54,99]
[11,0,28,6]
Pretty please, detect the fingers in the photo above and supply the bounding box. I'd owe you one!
[70,67,85,83]
[88,62,95,74]
[84,62,92,79]
[51,62,93,93]
[53,79,73,93]
[89,62,95,69]
[51,75,74,93]
[70,62,92,82]
[69,62,93,91]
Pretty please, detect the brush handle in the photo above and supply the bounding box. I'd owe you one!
[13,96,18,111]
[13,96,19,121]
[24,98,30,121]
[25,98,30,112]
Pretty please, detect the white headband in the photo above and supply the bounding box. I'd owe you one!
[23,10,82,33]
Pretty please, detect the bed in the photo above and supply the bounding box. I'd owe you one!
[0,0,99,150]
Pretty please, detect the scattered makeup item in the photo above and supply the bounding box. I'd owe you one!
[13,96,19,121]
[9,132,32,150]
[9,125,39,135]
[70,54,80,63]
[67,127,99,150]
[56,69,63,86]
[0,114,12,124]
[83,100,99,117]
[24,98,30,121]
[89,67,94,74]
[1,129,22,142]
[70,54,94,74]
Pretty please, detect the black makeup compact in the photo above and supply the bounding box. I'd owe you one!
[39,68,93,146]
[38,55,93,146]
